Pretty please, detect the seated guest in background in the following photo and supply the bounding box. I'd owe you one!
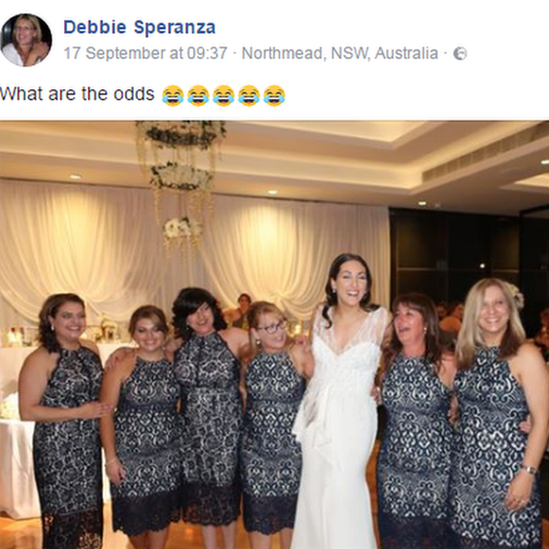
[449,279,549,549]
[2,14,50,66]
[7,326,23,347]
[439,301,464,338]
[534,306,549,361]
[100,305,181,549]
[435,301,447,322]
[172,287,250,549]
[377,293,456,549]
[18,293,111,549]
[240,301,312,549]
[224,292,252,329]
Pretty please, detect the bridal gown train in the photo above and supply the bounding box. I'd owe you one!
[292,306,388,549]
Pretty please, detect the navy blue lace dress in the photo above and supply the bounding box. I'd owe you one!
[449,346,541,549]
[377,354,454,549]
[174,332,242,525]
[33,346,103,549]
[111,357,181,536]
[241,351,306,534]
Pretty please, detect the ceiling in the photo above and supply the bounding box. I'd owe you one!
[1,120,549,215]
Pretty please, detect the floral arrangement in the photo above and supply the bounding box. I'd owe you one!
[163,216,203,241]
[100,317,119,342]
[84,326,103,342]
[150,161,213,191]
[136,121,226,150]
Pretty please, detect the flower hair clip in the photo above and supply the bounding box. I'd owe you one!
[506,283,525,311]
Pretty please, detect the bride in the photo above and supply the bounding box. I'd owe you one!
[292,253,388,549]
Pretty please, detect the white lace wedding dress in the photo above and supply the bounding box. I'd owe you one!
[292,306,388,549]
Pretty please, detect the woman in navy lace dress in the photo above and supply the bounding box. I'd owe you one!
[241,301,313,549]
[18,294,112,549]
[377,293,456,549]
[449,278,549,549]
[100,305,181,549]
[172,287,250,549]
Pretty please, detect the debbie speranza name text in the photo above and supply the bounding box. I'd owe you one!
[63,20,216,38]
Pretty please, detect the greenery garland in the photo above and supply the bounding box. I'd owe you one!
[136,121,226,150]
[149,161,213,191]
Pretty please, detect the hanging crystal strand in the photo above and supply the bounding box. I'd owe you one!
[135,121,226,253]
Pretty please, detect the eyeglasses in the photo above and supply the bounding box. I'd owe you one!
[256,320,287,334]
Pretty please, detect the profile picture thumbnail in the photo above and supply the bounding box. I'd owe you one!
[1,13,52,67]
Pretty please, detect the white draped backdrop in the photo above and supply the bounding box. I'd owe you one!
[0,179,390,329]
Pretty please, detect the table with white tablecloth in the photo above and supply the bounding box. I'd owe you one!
[0,347,34,400]
[0,419,113,519]
[0,418,40,519]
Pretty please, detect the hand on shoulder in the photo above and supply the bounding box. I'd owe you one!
[104,346,136,371]
[220,326,251,361]
[289,337,314,378]
[26,42,49,65]
[79,339,100,355]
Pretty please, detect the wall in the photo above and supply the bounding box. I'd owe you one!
[390,207,520,307]
[520,206,549,336]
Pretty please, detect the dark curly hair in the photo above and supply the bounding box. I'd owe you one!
[322,253,378,327]
[172,287,227,339]
[38,293,85,353]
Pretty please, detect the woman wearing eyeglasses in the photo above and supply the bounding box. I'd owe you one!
[172,287,250,549]
[240,301,313,549]
[2,14,50,66]
[292,253,389,549]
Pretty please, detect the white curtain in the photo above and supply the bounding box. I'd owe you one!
[0,179,168,324]
[201,196,391,319]
[0,179,390,330]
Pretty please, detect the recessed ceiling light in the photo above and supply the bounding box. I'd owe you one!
[268,190,277,195]
[541,159,549,165]
[418,200,427,207]
[69,173,82,180]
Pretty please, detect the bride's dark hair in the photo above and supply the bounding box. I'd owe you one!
[322,253,378,328]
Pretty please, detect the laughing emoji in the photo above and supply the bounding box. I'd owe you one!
[213,85,235,107]
[238,85,260,107]
[263,85,285,106]
[188,85,209,106]
[162,85,184,107]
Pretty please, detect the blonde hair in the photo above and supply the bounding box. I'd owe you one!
[13,14,42,45]
[456,278,525,370]
[247,301,289,355]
